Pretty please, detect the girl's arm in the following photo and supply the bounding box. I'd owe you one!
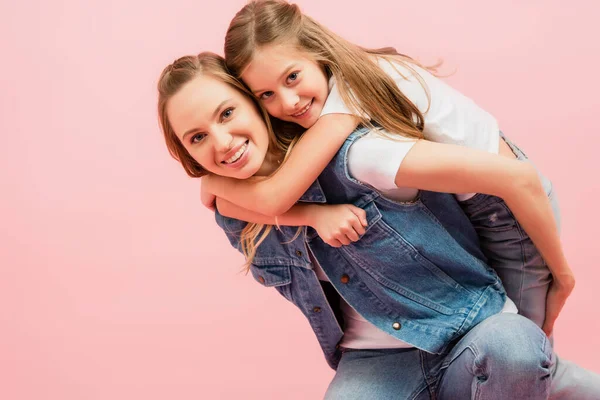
[203,113,360,216]
[215,198,368,248]
[397,140,575,334]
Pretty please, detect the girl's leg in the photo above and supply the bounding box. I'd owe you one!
[460,190,553,327]
[460,135,556,326]
[437,313,553,400]
[459,138,600,398]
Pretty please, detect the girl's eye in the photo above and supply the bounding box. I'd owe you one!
[221,107,234,121]
[259,91,274,101]
[190,133,206,144]
[286,72,299,83]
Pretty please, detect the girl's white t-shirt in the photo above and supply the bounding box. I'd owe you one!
[314,57,516,350]
[321,57,501,201]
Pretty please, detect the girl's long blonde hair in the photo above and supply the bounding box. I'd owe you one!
[224,0,433,140]
[157,52,300,271]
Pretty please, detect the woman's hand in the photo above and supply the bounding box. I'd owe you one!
[542,273,576,336]
[307,204,368,247]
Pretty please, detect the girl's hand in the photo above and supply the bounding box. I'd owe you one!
[200,176,217,211]
[307,204,368,247]
[542,273,576,336]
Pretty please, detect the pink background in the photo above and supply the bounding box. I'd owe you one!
[2,0,599,398]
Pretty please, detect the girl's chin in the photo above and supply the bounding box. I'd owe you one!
[298,114,319,129]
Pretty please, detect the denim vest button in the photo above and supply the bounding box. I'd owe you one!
[341,274,350,284]
[392,322,402,330]
[313,306,322,313]
[296,250,303,257]
[258,276,265,284]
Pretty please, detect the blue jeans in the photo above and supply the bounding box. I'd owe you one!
[325,313,553,399]
[326,135,600,399]
[458,134,558,328]
[457,134,600,399]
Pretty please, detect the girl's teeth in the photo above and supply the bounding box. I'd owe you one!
[226,143,247,164]
[293,102,310,117]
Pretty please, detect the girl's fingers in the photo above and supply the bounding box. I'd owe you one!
[337,234,351,246]
[349,205,368,227]
[350,217,366,237]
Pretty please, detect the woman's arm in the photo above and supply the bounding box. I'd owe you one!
[203,113,360,216]
[397,140,575,334]
[215,197,368,248]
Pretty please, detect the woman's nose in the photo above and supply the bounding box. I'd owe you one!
[213,129,234,153]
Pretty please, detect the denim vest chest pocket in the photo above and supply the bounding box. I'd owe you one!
[250,263,294,302]
[331,199,473,315]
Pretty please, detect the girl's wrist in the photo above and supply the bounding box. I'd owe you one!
[303,204,322,228]
[554,272,576,292]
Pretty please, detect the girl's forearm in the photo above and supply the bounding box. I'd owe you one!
[216,197,315,227]
[397,140,575,289]
[502,170,575,288]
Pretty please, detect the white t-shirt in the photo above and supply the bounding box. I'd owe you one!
[315,58,516,349]
[321,57,502,200]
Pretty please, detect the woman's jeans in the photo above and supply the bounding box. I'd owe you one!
[326,313,553,399]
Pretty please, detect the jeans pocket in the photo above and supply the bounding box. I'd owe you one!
[462,197,516,233]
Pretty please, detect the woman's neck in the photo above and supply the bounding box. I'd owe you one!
[254,151,283,177]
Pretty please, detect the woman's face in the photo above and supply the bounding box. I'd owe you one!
[167,74,272,179]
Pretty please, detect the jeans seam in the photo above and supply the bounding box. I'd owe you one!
[468,345,488,400]
[511,202,528,312]
[418,351,437,400]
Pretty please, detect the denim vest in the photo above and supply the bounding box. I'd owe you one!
[215,127,506,370]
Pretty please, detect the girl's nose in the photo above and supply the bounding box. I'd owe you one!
[280,89,300,113]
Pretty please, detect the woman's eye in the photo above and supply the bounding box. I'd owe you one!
[190,133,206,144]
[287,72,299,83]
[221,107,234,120]
[259,91,274,101]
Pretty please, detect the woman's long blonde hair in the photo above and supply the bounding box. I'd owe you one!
[157,52,300,271]
[224,0,433,140]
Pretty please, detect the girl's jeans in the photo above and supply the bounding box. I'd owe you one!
[459,133,558,328]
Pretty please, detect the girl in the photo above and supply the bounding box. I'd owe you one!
[158,51,556,399]
[201,0,574,338]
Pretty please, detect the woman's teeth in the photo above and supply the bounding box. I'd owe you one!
[224,142,248,164]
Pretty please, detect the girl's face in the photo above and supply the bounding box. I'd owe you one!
[241,43,329,129]
[167,75,272,179]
